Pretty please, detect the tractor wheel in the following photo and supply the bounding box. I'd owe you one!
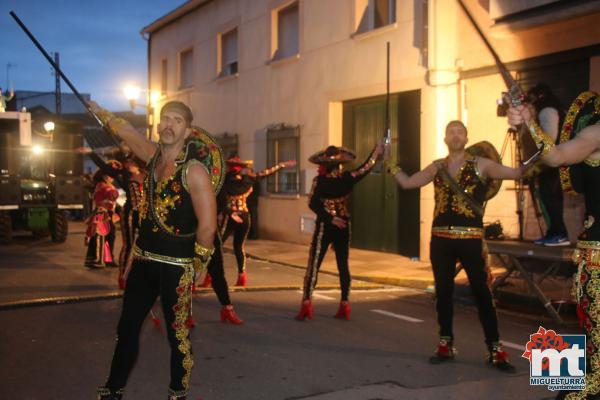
[50,210,68,243]
[0,211,11,244]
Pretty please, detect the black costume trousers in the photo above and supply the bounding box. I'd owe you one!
[119,203,139,269]
[104,258,195,397]
[302,219,351,301]
[221,212,251,273]
[537,167,567,237]
[430,236,499,345]
[206,234,231,306]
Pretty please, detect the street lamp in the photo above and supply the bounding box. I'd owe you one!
[43,120,55,141]
[123,84,161,139]
[123,84,141,109]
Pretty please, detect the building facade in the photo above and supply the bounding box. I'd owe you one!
[142,0,600,260]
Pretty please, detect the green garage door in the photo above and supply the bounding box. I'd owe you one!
[343,90,421,257]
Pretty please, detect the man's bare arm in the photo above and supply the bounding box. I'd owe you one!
[477,157,522,180]
[88,101,157,163]
[543,125,600,167]
[392,163,437,189]
[508,105,600,168]
[187,163,217,250]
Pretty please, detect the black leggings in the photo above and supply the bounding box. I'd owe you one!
[119,205,139,270]
[537,167,567,237]
[221,212,251,273]
[206,234,232,306]
[103,259,195,397]
[301,219,351,301]
[430,236,499,345]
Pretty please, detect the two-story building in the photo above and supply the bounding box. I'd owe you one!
[141,0,600,260]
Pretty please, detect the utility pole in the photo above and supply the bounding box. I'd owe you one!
[53,52,61,116]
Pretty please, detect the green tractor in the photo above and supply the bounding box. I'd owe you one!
[0,111,84,243]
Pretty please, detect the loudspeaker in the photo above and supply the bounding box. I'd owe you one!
[52,121,83,176]
[0,119,21,175]
[0,176,20,206]
[54,176,84,206]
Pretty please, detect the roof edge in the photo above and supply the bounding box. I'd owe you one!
[141,0,213,35]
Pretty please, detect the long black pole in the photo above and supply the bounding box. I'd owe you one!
[10,11,120,147]
[385,41,390,136]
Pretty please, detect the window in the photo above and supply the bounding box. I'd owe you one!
[273,2,299,61]
[219,28,238,77]
[356,0,396,33]
[179,48,193,89]
[161,59,168,94]
[374,0,396,28]
[266,125,299,194]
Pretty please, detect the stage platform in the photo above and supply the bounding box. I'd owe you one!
[486,239,576,325]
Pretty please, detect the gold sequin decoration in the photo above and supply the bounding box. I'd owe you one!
[567,240,600,399]
[431,226,484,239]
[323,196,350,218]
[227,189,252,213]
[172,265,194,392]
[350,155,377,178]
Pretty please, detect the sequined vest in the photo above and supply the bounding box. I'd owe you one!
[432,157,487,229]
[223,173,255,214]
[137,150,198,258]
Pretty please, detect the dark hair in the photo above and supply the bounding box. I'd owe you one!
[93,169,109,184]
[445,120,467,134]
[160,101,193,126]
[527,83,562,113]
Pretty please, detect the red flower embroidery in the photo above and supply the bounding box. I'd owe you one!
[171,181,182,193]
[197,147,208,158]
[581,296,590,310]
[522,326,570,371]
[209,144,217,151]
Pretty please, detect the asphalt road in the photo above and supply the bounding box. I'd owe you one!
[0,224,572,400]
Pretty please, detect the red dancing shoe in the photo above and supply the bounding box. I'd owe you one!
[429,336,456,364]
[200,273,212,288]
[294,299,313,321]
[235,271,247,287]
[334,300,351,320]
[220,305,244,325]
[487,343,516,373]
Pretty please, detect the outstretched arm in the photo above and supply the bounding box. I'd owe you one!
[78,148,123,182]
[256,160,297,179]
[390,162,437,190]
[477,157,523,180]
[88,101,157,163]
[508,105,600,167]
[350,143,384,182]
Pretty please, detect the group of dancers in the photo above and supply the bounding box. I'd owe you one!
[87,88,599,400]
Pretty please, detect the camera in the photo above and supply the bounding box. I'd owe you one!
[496,92,509,117]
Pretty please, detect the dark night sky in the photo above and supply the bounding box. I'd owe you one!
[1,0,186,111]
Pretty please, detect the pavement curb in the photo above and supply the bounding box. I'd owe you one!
[0,292,123,311]
[0,284,390,311]
[227,247,435,290]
